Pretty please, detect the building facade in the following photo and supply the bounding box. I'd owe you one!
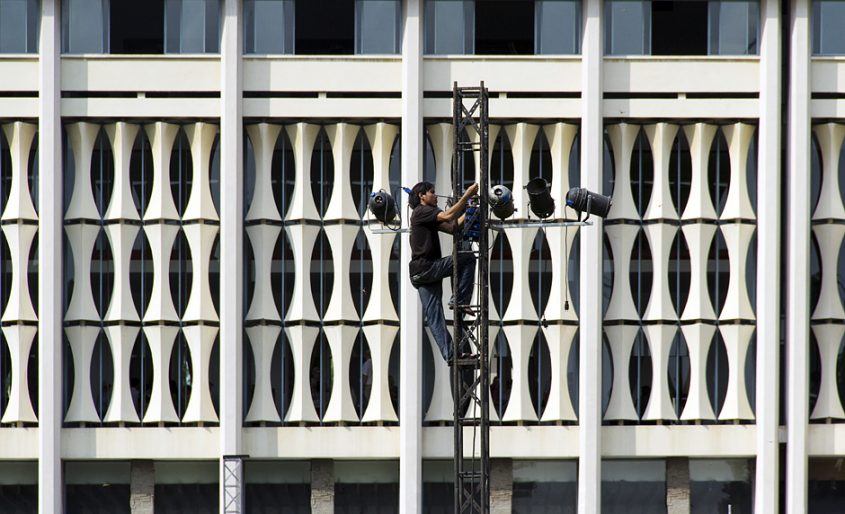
[0,0,838,512]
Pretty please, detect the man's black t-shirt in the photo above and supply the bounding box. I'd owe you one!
[409,204,444,276]
[408,204,454,276]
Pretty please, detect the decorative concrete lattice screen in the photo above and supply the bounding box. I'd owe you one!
[53,119,766,428]
[243,122,401,425]
[63,122,221,425]
[810,123,845,421]
[604,122,758,424]
[0,122,39,425]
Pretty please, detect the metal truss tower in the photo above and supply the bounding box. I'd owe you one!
[451,82,490,514]
[222,455,245,514]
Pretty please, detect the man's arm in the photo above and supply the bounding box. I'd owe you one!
[436,183,479,224]
[437,219,457,234]
[437,207,472,234]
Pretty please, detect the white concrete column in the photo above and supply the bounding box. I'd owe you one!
[130,461,155,514]
[219,0,244,512]
[400,1,423,512]
[756,1,782,512]
[38,1,62,513]
[666,458,690,514]
[311,460,335,514]
[786,1,810,513]
[490,459,513,514]
[579,0,603,512]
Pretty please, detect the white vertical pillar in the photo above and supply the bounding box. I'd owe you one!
[400,1,423,512]
[756,4,781,509]
[38,1,62,513]
[786,1,810,513]
[579,0,602,512]
[220,0,244,512]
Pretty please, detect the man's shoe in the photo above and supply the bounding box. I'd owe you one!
[448,352,479,366]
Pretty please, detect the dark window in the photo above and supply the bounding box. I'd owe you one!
[244,462,310,513]
[814,0,845,55]
[110,0,165,54]
[424,0,474,54]
[0,485,36,513]
[335,483,399,513]
[607,0,758,56]
[512,462,578,513]
[355,0,401,54]
[421,461,453,513]
[245,484,310,513]
[809,458,845,513]
[295,0,354,54]
[165,0,221,53]
[155,484,218,514]
[601,461,666,514]
[690,460,752,514]
[605,0,650,55]
[244,0,294,54]
[536,0,581,54]
[0,0,39,53]
[513,482,577,512]
[475,0,534,55]
[66,485,131,514]
[651,0,707,55]
[62,0,109,53]
[709,0,758,55]
[422,482,452,513]
[65,0,221,54]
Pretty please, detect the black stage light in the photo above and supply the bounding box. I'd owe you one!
[368,190,397,223]
[489,184,515,219]
[526,177,555,219]
[565,187,612,221]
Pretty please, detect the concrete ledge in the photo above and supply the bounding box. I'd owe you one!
[424,426,580,459]
[61,427,219,460]
[0,57,38,91]
[426,424,755,459]
[424,57,581,93]
[602,424,757,458]
[244,426,400,459]
[0,98,38,118]
[809,424,845,456]
[245,57,401,92]
[62,56,220,92]
[61,97,220,118]
[604,98,759,119]
[812,99,845,118]
[604,57,759,93]
[812,59,845,93]
[0,423,763,460]
[244,97,400,118]
[423,97,758,119]
[0,427,37,459]
[424,97,580,119]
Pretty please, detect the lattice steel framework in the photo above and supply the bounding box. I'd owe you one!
[451,82,490,514]
[222,455,245,514]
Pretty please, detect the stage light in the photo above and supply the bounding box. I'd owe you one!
[368,190,397,223]
[526,177,555,219]
[489,184,515,220]
[565,187,612,221]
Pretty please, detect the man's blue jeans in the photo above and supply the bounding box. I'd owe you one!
[411,254,475,362]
